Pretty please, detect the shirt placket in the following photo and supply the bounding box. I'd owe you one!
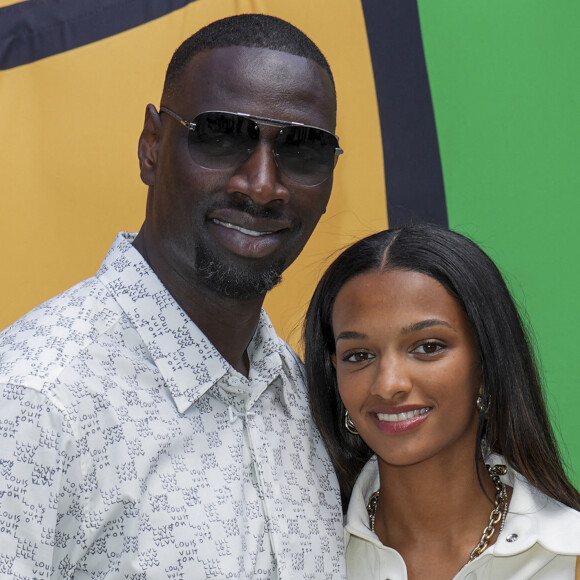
[219,371,287,578]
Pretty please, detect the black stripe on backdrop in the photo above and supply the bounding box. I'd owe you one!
[0,0,198,70]
[361,0,448,227]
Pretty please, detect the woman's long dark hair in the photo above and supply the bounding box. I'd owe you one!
[304,224,580,511]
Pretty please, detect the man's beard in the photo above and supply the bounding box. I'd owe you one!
[194,242,285,299]
[191,198,297,299]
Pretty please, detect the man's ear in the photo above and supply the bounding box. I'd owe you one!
[138,104,162,186]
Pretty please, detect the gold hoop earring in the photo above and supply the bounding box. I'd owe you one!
[344,410,359,435]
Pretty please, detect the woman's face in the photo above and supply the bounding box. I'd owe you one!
[331,268,481,469]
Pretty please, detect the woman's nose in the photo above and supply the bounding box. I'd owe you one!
[370,355,413,400]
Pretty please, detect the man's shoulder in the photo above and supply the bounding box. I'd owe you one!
[0,275,123,387]
[277,336,302,364]
[261,319,306,385]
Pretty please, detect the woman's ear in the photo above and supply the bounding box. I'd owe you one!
[331,353,337,369]
[138,104,163,186]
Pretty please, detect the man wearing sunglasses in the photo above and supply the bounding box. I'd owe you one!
[0,13,346,580]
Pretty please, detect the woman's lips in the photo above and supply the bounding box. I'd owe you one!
[373,406,431,433]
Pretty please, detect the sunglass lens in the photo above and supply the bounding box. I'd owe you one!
[188,112,258,169]
[275,126,338,185]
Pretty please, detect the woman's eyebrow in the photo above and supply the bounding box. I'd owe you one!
[335,319,453,342]
[335,330,368,342]
[402,319,453,334]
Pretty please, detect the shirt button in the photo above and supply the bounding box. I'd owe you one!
[506,533,519,542]
[230,376,240,386]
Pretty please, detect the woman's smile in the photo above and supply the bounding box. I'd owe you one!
[373,406,432,433]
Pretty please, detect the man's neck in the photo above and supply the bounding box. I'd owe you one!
[133,230,264,377]
[173,285,262,377]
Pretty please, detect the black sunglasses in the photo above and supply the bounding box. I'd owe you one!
[159,106,343,186]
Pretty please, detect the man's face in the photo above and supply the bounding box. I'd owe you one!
[138,46,337,299]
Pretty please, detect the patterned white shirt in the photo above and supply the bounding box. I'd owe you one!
[0,232,346,579]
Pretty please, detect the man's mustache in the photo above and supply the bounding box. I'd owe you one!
[208,198,287,221]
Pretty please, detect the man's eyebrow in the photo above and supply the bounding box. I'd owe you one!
[335,330,368,342]
[402,319,453,334]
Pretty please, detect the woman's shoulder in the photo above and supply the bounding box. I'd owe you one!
[514,480,580,554]
[492,456,580,556]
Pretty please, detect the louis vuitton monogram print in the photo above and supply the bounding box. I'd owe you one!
[0,232,346,579]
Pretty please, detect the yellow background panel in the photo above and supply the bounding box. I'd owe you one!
[0,0,387,352]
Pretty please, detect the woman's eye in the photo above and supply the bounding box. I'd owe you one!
[413,341,445,355]
[342,351,374,363]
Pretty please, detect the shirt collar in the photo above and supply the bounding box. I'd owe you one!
[344,456,383,547]
[97,232,285,414]
[486,453,580,556]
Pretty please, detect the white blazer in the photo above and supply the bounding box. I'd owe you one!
[344,455,580,579]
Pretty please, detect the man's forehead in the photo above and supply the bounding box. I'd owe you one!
[181,45,330,90]
[172,45,336,127]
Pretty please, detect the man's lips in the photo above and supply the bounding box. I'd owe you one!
[212,219,272,237]
[207,208,293,259]
[209,208,292,235]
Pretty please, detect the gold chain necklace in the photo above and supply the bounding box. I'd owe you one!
[366,464,509,562]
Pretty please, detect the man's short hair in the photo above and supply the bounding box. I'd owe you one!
[163,13,335,99]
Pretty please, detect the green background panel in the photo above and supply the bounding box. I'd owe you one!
[418,1,580,484]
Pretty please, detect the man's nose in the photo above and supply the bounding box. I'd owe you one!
[370,355,413,400]
[227,140,291,206]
